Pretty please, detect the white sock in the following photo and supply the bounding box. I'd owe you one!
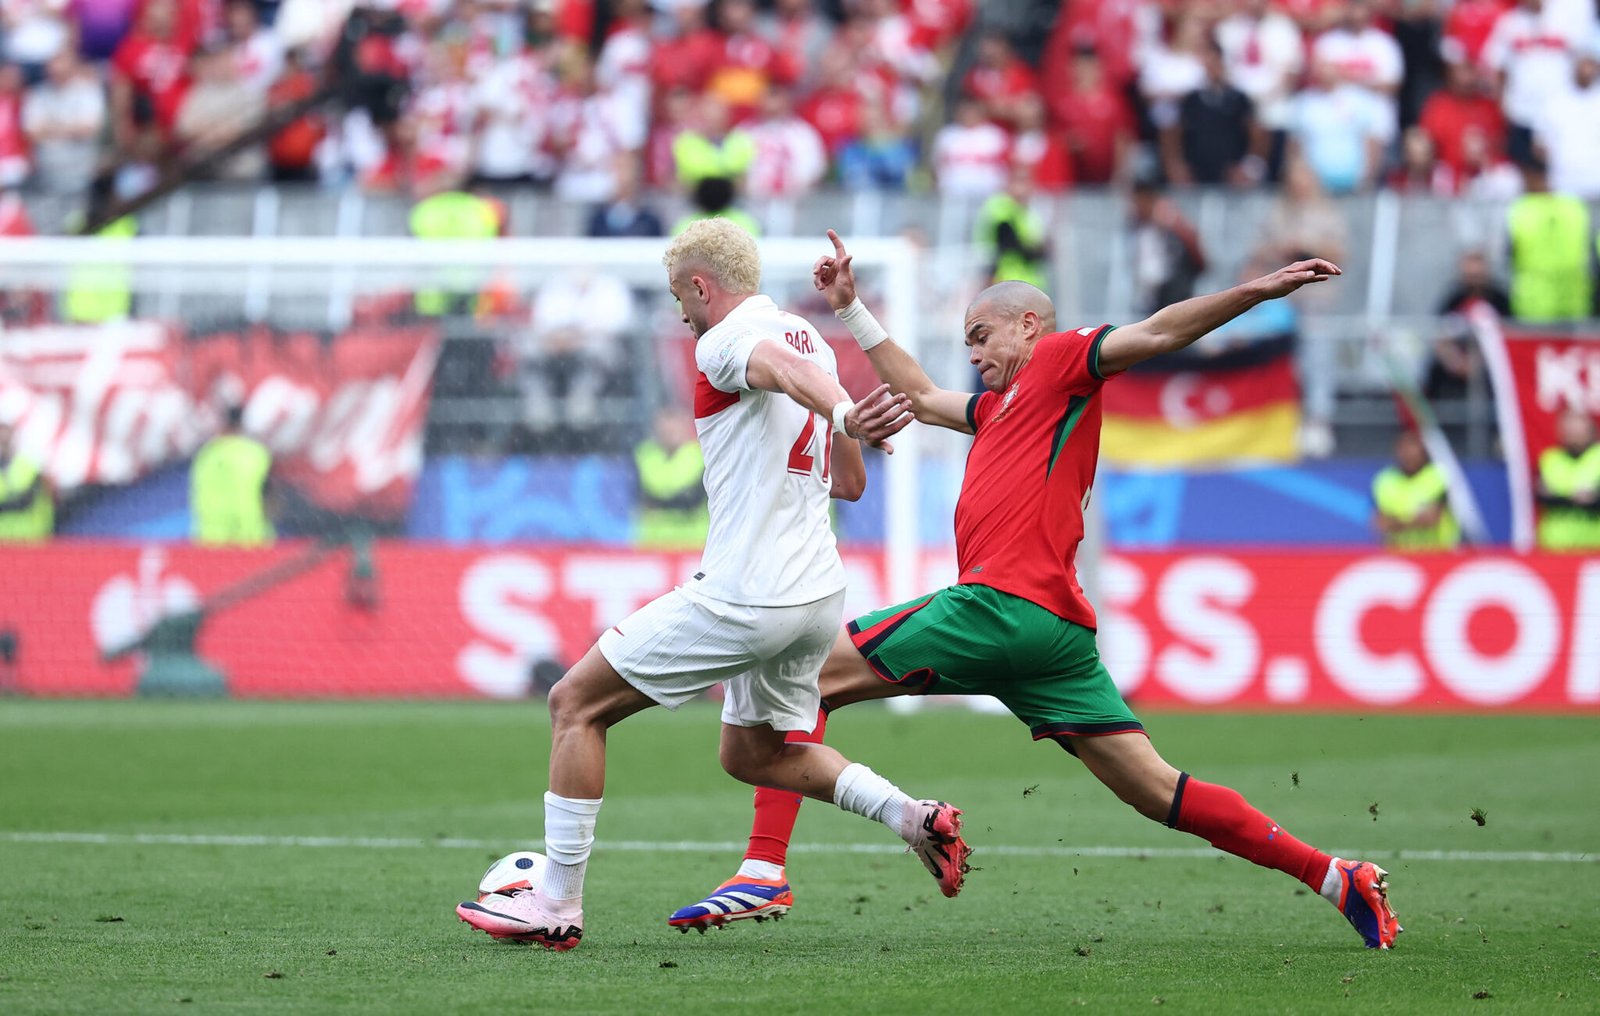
[832,762,912,839]
[736,859,784,881]
[541,791,602,902]
[1319,858,1344,903]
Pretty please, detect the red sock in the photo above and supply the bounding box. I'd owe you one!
[745,707,829,868]
[1172,774,1332,891]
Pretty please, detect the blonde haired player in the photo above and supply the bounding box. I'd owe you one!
[456,219,972,951]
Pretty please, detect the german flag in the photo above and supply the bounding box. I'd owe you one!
[1101,336,1300,466]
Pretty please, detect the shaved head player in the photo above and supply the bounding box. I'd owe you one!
[668,231,1401,952]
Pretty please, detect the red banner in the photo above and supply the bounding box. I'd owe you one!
[2,544,1595,710]
[1497,331,1600,546]
[0,322,439,519]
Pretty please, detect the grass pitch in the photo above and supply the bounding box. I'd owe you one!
[0,701,1596,1014]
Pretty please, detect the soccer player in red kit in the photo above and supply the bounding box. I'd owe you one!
[668,232,1402,951]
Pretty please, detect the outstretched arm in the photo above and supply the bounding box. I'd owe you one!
[1098,259,1341,376]
[814,230,976,434]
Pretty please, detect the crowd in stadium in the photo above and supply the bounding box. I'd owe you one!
[0,0,1597,206]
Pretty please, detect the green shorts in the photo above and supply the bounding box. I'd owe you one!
[846,583,1143,753]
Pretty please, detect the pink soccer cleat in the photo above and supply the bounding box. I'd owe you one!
[456,891,584,951]
[1332,860,1402,949]
[902,800,972,898]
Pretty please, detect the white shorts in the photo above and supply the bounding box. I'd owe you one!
[598,584,846,732]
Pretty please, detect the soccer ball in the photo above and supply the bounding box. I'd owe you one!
[476,851,547,901]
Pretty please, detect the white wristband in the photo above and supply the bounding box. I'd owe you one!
[831,400,853,437]
[836,297,888,351]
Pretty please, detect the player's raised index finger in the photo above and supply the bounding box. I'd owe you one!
[827,229,848,258]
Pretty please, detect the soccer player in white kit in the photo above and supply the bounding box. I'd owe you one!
[456,219,971,951]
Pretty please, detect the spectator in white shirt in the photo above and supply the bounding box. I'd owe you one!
[1535,48,1600,198]
[1311,0,1403,123]
[1288,58,1392,193]
[1216,0,1305,177]
[1482,0,1588,164]
[743,88,827,201]
[22,50,106,195]
[2,0,69,80]
[224,0,284,95]
[931,97,1010,199]
[1140,14,1209,137]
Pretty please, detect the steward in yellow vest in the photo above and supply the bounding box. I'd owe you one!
[1506,161,1595,322]
[63,216,136,325]
[191,406,274,547]
[1372,430,1459,551]
[975,166,1050,291]
[0,421,52,543]
[409,189,502,317]
[1536,408,1600,551]
[633,410,709,550]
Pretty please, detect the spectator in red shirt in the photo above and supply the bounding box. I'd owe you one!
[267,48,325,183]
[1052,45,1134,184]
[0,65,31,189]
[963,32,1039,128]
[1418,59,1505,175]
[707,0,801,121]
[1442,0,1513,65]
[651,3,723,96]
[799,47,865,158]
[110,0,194,146]
[904,0,974,54]
[1010,92,1073,192]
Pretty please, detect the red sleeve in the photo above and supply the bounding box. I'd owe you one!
[1030,325,1116,393]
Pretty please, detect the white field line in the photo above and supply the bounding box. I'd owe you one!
[0,831,1591,864]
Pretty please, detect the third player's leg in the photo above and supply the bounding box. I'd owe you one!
[719,721,851,802]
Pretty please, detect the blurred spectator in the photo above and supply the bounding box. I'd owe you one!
[1536,407,1600,550]
[0,419,52,544]
[1216,0,1305,181]
[975,164,1050,290]
[672,173,759,236]
[671,94,752,190]
[706,0,799,121]
[110,0,196,150]
[551,52,646,204]
[468,34,556,187]
[1288,58,1391,193]
[857,0,942,101]
[759,0,834,82]
[1008,93,1072,193]
[1455,124,1523,198]
[1140,14,1208,140]
[522,267,635,447]
[963,32,1038,128]
[836,93,917,190]
[632,406,708,550]
[224,0,283,94]
[1390,0,1447,126]
[266,48,325,183]
[410,186,501,317]
[1386,125,1449,192]
[1053,44,1134,184]
[1443,0,1511,66]
[1533,48,1600,199]
[407,43,474,195]
[1372,430,1459,551]
[743,88,826,201]
[275,0,355,54]
[0,65,32,189]
[1162,38,1263,187]
[1418,60,1504,179]
[587,155,664,237]
[651,2,721,96]
[75,0,141,62]
[1129,174,1207,314]
[175,45,267,180]
[1505,158,1594,322]
[2,0,69,82]
[1311,0,1404,112]
[798,48,864,161]
[190,403,274,548]
[931,97,1008,199]
[1482,0,1588,165]
[596,0,653,146]
[1426,248,1506,403]
[23,50,106,195]
[63,215,136,323]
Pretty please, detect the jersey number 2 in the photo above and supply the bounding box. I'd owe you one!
[787,413,832,482]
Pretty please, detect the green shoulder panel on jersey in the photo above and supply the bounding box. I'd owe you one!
[1089,325,1116,381]
[1047,394,1090,476]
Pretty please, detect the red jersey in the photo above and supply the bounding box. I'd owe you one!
[955,325,1114,629]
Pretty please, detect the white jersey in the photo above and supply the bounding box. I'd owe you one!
[691,294,846,607]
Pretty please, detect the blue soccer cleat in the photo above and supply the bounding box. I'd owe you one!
[668,875,793,933]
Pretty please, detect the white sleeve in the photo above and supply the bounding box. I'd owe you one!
[697,327,768,392]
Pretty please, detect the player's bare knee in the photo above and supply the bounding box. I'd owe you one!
[718,740,767,785]
[546,674,596,730]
